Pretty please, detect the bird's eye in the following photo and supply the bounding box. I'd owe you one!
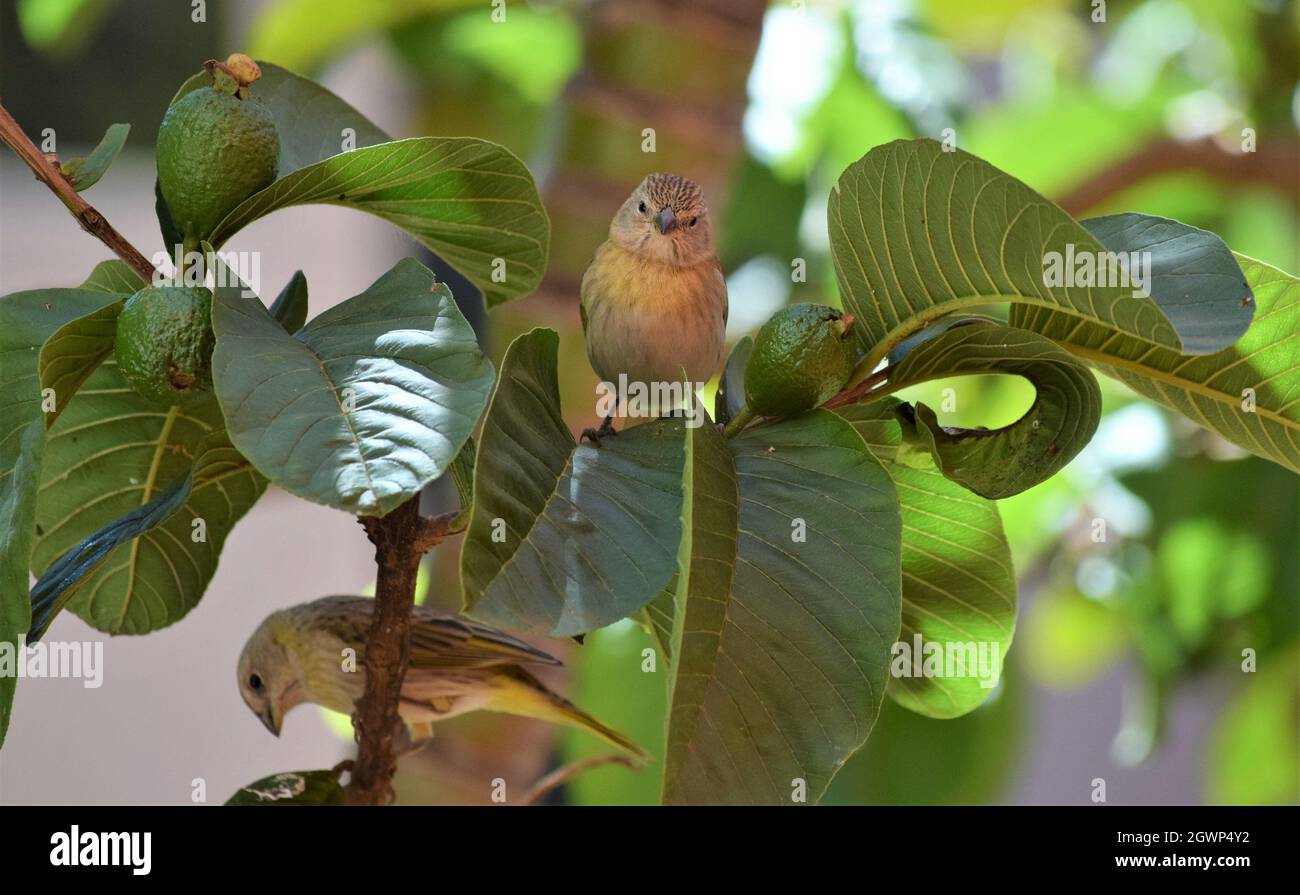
[690,217,698,227]
[638,201,647,214]
[248,673,263,691]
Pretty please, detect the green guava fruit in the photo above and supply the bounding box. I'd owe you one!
[115,285,216,405]
[156,61,279,247]
[744,303,857,417]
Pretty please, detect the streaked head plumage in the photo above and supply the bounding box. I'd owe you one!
[610,172,715,266]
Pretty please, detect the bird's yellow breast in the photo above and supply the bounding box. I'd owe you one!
[581,241,727,385]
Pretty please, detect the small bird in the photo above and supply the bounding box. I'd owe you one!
[237,595,649,762]
[580,173,728,442]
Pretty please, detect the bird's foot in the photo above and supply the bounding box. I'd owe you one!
[580,418,619,447]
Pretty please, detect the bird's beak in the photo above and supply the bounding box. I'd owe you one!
[654,207,677,234]
[259,705,281,737]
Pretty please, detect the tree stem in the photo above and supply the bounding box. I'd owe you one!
[349,499,466,805]
[0,101,157,283]
[349,497,423,805]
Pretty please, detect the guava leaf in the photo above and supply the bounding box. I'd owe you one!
[1014,253,1300,474]
[0,285,125,748]
[1076,213,1253,354]
[838,398,1015,718]
[881,322,1102,499]
[460,329,686,636]
[160,62,549,307]
[32,381,266,634]
[226,769,346,805]
[661,409,901,804]
[211,135,550,308]
[80,258,146,295]
[829,139,1219,373]
[211,257,493,516]
[28,430,262,640]
[60,122,129,192]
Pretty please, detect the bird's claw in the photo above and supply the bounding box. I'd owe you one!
[580,421,619,447]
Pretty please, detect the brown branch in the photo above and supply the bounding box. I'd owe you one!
[0,101,157,283]
[1056,135,1300,217]
[517,754,639,806]
[348,496,425,805]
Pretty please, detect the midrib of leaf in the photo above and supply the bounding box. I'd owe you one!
[119,404,180,629]
[1064,343,1298,432]
[314,351,379,503]
[663,417,737,771]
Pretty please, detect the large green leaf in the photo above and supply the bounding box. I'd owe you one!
[662,410,902,805]
[212,137,549,307]
[837,399,1015,718]
[27,431,252,641]
[162,62,549,306]
[1014,254,1300,474]
[829,139,1195,373]
[32,375,264,635]
[460,329,686,636]
[1079,213,1254,354]
[0,285,125,747]
[211,257,493,517]
[879,321,1102,499]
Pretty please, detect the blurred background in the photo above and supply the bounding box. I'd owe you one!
[0,0,1295,805]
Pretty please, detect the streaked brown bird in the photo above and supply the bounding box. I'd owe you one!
[580,172,728,441]
[237,595,649,761]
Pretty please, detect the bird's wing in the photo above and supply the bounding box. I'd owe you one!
[579,251,597,336]
[408,606,562,670]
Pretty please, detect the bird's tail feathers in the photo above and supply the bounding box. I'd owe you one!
[494,667,652,766]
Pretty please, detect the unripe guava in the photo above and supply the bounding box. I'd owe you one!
[115,285,216,406]
[156,62,279,246]
[745,304,857,418]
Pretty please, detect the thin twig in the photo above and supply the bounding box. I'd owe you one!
[517,754,639,806]
[0,101,157,282]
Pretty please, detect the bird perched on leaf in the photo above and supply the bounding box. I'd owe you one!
[580,172,728,442]
[237,595,649,762]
